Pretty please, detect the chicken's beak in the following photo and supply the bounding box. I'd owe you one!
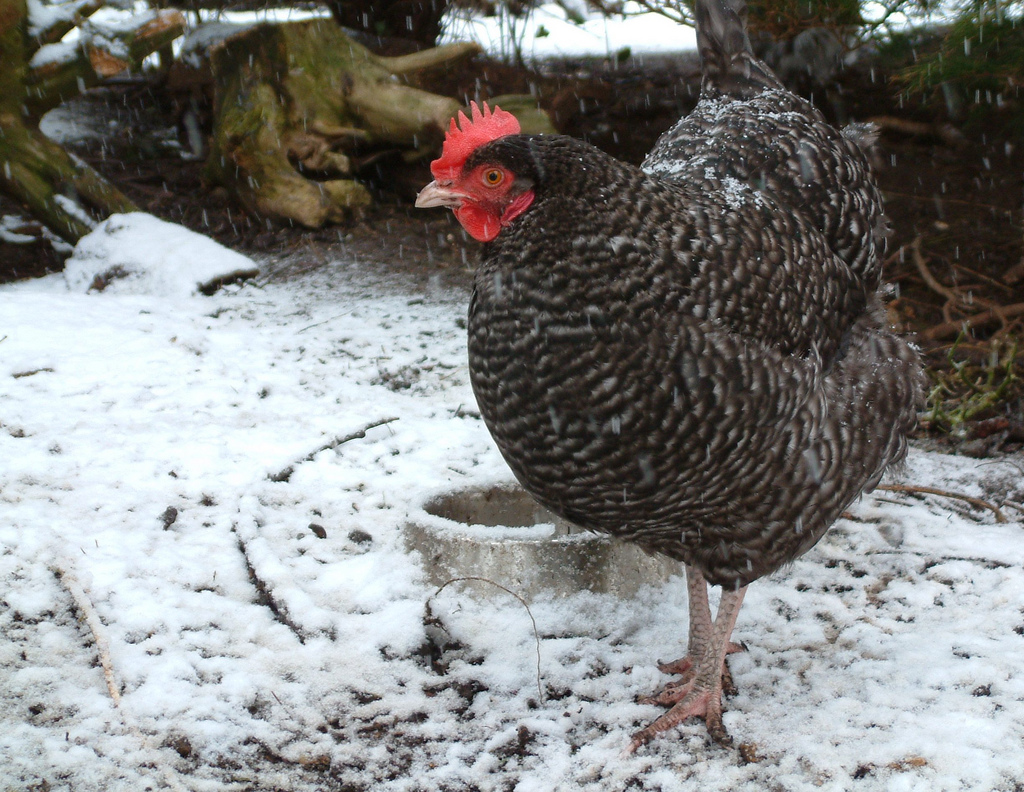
[415,180,462,209]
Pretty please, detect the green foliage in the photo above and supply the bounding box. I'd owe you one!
[746,0,863,38]
[886,1,1024,124]
[925,334,1022,434]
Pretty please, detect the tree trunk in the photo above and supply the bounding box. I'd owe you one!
[0,0,138,245]
[323,0,450,49]
[202,21,482,228]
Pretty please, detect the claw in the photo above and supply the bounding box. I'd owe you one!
[649,641,745,703]
[656,656,695,676]
[721,661,738,698]
[640,678,695,707]
[627,687,731,753]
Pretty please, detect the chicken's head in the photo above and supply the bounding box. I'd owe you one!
[415,102,535,242]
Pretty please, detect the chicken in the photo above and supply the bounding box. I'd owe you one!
[415,0,922,750]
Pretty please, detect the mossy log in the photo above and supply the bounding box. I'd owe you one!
[0,0,138,244]
[0,117,138,243]
[201,20,484,228]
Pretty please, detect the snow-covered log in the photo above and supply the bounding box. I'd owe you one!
[25,6,186,117]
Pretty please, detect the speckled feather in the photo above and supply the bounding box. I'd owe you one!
[642,0,888,292]
[465,2,922,589]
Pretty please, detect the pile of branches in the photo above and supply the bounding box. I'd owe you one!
[891,236,1024,449]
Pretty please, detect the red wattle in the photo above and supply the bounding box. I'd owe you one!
[453,191,536,243]
[454,204,501,242]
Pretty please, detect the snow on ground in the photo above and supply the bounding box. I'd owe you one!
[443,2,697,60]
[40,0,693,66]
[2,218,1024,792]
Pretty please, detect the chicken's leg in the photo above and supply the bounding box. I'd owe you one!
[630,583,747,750]
[645,565,743,695]
[655,564,714,678]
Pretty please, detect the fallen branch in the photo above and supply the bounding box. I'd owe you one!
[53,560,190,792]
[28,0,105,53]
[376,41,482,77]
[0,119,139,242]
[876,483,1007,523]
[54,562,122,704]
[1,0,144,242]
[269,416,399,482]
[906,237,1024,342]
[922,302,1024,342]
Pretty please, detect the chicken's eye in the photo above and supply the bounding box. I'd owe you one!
[483,168,504,187]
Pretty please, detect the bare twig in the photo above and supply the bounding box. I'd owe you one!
[12,367,55,378]
[269,416,399,482]
[53,560,190,792]
[922,302,1024,341]
[910,237,958,304]
[54,563,122,704]
[234,535,307,642]
[876,483,1007,523]
[953,263,1016,295]
[883,191,1007,213]
[428,576,544,703]
[906,237,1022,341]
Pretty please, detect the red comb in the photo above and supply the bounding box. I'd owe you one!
[431,101,521,181]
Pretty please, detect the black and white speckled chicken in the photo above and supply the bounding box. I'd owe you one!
[416,0,922,750]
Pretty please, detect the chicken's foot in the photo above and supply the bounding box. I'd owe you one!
[629,582,747,751]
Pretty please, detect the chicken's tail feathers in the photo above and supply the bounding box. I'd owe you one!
[694,0,782,96]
